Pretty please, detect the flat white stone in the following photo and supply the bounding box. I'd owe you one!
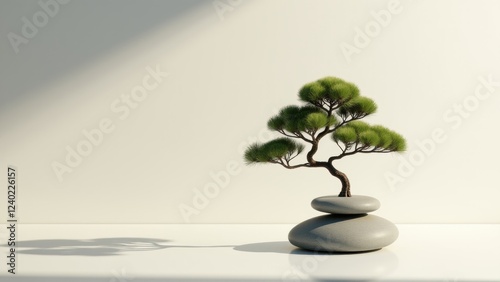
[311,195,381,214]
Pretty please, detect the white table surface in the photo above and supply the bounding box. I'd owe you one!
[0,224,499,281]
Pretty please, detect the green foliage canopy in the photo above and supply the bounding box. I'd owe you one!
[245,76,407,167]
[267,105,337,133]
[333,121,406,151]
[244,138,305,164]
[299,77,360,105]
[337,96,377,119]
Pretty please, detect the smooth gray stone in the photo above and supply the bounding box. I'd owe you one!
[288,214,399,252]
[311,195,380,214]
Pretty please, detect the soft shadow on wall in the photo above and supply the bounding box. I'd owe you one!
[0,0,208,111]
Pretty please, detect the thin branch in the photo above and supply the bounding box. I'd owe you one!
[288,152,301,163]
[330,102,342,112]
[270,157,310,169]
[277,129,298,138]
[280,163,311,169]
[324,116,358,135]
[313,101,329,113]
[313,103,336,142]
[277,129,313,143]
[296,131,314,143]
[315,113,369,143]
[329,146,396,162]
[334,139,344,151]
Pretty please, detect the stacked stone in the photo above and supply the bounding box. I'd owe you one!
[288,195,399,252]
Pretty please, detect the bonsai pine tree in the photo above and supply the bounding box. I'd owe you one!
[244,77,406,197]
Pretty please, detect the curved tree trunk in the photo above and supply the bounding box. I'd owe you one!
[324,164,351,197]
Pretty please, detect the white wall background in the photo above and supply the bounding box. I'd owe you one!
[1,0,499,224]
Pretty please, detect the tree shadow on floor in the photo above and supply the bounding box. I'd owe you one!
[14,237,234,256]
[14,238,376,257]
